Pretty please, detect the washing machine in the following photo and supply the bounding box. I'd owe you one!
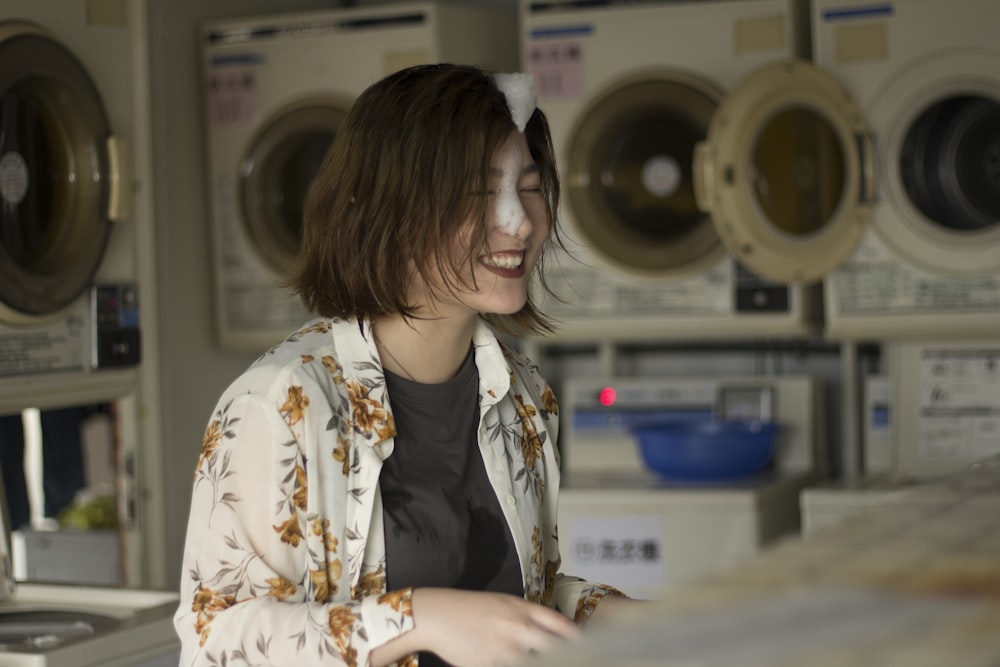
[0,480,179,666]
[818,0,1000,339]
[694,0,1000,340]
[203,2,518,352]
[0,0,145,381]
[520,0,822,342]
[557,375,826,599]
[0,584,179,667]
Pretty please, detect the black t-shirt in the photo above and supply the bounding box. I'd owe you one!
[381,348,523,665]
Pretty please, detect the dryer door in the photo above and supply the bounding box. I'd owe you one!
[239,99,348,276]
[563,70,728,278]
[0,22,124,322]
[871,52,1000,277]
[694,60,875,285]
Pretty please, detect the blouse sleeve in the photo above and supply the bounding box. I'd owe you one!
[173,391,414,667]
[509,348,631,622]
[552,575,629,623]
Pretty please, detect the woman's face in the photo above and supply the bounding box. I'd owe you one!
[413,130,551,321]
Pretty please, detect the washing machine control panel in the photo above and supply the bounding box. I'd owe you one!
[91,283,141,370]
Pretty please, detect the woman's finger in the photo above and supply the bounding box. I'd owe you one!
[527,604,582,641]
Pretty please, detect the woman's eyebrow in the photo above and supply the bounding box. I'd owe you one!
[488,163,540,178]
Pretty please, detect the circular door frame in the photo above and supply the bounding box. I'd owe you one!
[694,60,874,285]
[870,51,1000,277]
[563,68,729,279]
[0,21,116,323]
[239,96,350,276]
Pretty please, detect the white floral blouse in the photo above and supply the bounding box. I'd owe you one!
[174,317,623,667]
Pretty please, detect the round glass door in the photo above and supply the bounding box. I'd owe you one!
[750,106,846,240]
[240,100,347,276]
[871,52,1000,277]
[901,96,1000,231]
[563,72,726,278]
[694,60,873,285]
[0,23,116,321]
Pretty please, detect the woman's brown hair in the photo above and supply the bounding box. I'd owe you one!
[288,63,561,336]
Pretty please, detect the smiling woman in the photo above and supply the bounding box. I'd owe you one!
[293,64,562,339]
[174,63,628,667]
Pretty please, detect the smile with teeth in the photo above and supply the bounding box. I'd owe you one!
[481,251,524,269]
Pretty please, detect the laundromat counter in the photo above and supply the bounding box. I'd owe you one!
[530,456,1000,667]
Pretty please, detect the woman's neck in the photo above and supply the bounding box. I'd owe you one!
[373,314,478,384]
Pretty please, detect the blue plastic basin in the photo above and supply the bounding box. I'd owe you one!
[630,420,779,482]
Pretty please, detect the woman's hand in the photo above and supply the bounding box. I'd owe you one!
[415,588,581,666]
[370,588,581,667]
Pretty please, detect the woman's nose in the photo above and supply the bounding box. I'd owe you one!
[513,202,533,240]
[495,191,528,237]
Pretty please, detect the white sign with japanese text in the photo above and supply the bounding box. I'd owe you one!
[563,515,665,597]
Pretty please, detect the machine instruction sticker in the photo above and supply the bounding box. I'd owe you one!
[206,62,260,127]
[832,233,1000,315]
[0,300,89,377]
[524,33,585,100]
[919,348,1000,461]
[544,256,732,317]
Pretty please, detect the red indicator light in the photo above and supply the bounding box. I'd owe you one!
[599,386,616,407]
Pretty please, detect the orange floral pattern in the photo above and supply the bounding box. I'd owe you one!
[281,385,309,425]
[333,434,351,476]
[191,584,235,648]
[345,377,395,440]
[267,576,297,600]
[377,589,414,615]
[198,421,221,471]
[353,564,386,600]
[328,606,358,665]
[574,583,628,623]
